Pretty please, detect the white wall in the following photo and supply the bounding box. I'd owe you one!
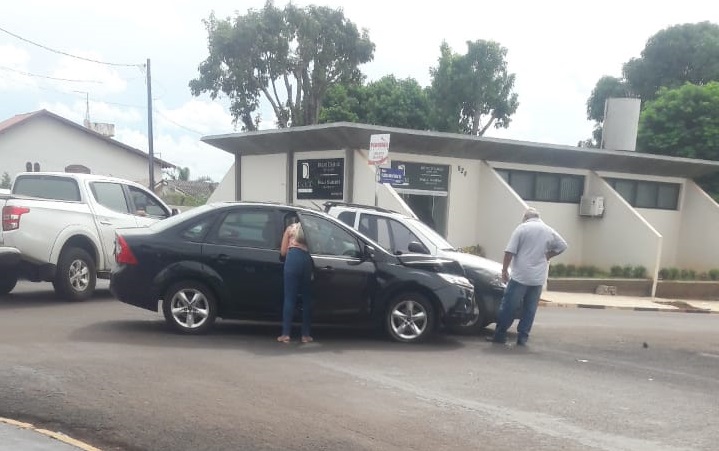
[0,115,163,186]
[242,153,287,203]
[207,162,236,203]
[637,209,681,267]
[476,161,527,262]
[583,172,662,277]
[676,181,719,271]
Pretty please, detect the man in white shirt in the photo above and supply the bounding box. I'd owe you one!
[488,207,568,346]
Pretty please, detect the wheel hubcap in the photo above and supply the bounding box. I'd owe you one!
[68,259,90,292]
[170,289,210,329]
[391,300,428,340]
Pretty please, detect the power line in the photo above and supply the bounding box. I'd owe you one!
[155,110,205,136]
[0,65,103,83]
[0,25,143,68]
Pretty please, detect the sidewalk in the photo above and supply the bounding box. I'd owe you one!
[0,418,99,451]
[540,291,719,314]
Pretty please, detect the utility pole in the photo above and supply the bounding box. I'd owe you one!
[146,58,155,189]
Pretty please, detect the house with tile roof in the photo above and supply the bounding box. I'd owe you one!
[0,109,174,187]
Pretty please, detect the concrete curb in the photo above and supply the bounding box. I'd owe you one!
[0,417,100,451]
[538,301,718,314]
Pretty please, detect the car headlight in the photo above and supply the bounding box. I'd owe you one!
[438,273,473,288]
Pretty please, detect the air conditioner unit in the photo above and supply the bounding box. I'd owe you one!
[579,196,604,217]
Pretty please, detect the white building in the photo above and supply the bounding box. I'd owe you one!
[0,110,173,186]
[203,122,719,292]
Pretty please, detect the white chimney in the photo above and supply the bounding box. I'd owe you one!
[601,97,641,151]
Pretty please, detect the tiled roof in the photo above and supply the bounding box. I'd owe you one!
[0,110,175,168]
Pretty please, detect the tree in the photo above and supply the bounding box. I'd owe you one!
[319,75,431,130]
[189,1,375,130]
[0,172,10,189]
[428,40,519,135]
[178,167,191,181]
[637,82,719,200]
[637,82,719,159]
[624,22,719,102]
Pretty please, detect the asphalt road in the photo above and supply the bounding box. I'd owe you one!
[1,281,718,451]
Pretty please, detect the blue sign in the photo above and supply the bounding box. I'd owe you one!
[378,167,405,184]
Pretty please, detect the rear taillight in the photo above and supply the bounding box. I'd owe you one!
[115,235,138,265]
[2,206,30,231]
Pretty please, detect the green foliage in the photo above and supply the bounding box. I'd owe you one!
[680,269,697,280]
[565,264,577,277]
[319,76,431,129]
[586,76,632,122]
[458,244,485,257]
[623,22,719,102]
[0,172,10,189]
[428,40,518,135]
[190,2,375,130]
[632,266,647,279]
[637,82,719,160]
[162,192,208,207]
[709,269,719,281]
[610,265,623,277]
[622,265,633,278]
[549,263,566,277]
[658,268,670,280]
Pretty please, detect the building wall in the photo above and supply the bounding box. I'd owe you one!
[583,172,662,277]
[676,180,719,271]
[637,208,681,267]
[242,153,287,203]
[0,115,162,186]
[207,162,236,203]
[526,201,583,265]
[476,161,527,262]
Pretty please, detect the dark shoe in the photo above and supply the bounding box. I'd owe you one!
[486,336,506,344]
[516,340,527,346]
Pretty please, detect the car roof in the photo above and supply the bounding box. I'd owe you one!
[324,202,412,219]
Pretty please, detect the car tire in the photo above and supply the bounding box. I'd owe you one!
[53,247,96,301]
[163,281,217,335]
[385,292,435,343]
[0,273,17,295]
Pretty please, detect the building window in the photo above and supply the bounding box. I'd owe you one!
[495,169,584,203]
[606,178,680,210]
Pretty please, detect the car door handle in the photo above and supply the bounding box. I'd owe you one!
[319,265,334,271]
[215,254,230,263]
[100,220,112,225]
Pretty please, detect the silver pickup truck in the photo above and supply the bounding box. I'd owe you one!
[1,173,176,300]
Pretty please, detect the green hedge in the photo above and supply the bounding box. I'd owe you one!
[549,264,719,280]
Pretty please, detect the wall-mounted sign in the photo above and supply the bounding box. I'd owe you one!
[390,161,449,193]
[378,167,405,184]
[296,158,344,199]
[368,134,390,165]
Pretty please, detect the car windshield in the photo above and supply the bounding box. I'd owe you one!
[406,218,455,251]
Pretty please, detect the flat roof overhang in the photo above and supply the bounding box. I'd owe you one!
[203,122,719,179]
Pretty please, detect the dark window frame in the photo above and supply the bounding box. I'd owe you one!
[496,169,585,204]
[606,178,680,210]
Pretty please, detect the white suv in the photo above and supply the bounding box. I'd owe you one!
[324,202,517,332]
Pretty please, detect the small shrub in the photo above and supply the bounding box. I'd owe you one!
[565,264,577,277]
[680,269,696,280]
[585,266,600,277]
[632,266,647,279]
[552,263,566,277]
[668,267,680,280]
[610,265,623,277]
[709,269,719,281]
[459,245,486,257]
[658,268,669,280]
[699,272,709,281]
[622,265,633,278]
[577,266,588,277]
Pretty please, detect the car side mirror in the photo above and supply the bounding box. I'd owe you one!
[363,244,376,260]
[171,208,180,216]
[408,241,430,254]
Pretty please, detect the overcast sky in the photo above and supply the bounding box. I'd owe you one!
[1,0,717,181]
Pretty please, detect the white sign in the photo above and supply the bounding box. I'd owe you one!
[368,134,390,165]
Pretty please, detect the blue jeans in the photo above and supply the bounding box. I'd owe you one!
[492,279,543,344]
[281,248,313,337]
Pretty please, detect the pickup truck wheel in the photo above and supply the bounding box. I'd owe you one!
[385,292,435,343]
[163,281,217,335]
[54,248,96,301]
[0,273,17,295]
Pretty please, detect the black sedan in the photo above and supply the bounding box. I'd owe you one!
[110,203,476,343]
